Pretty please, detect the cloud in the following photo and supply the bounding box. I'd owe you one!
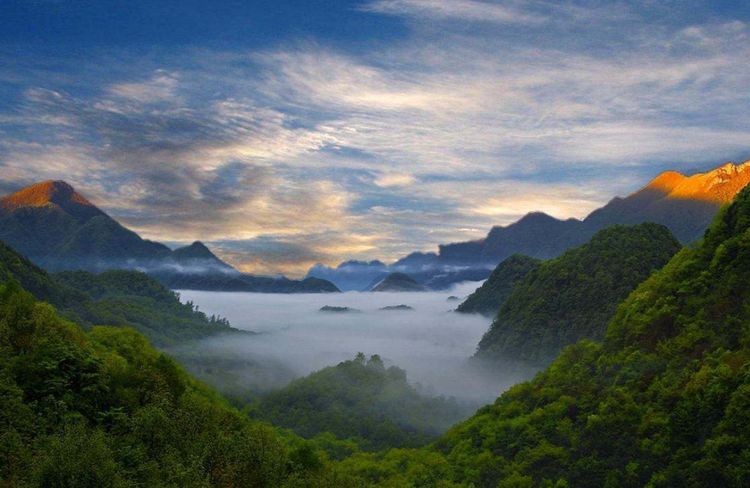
[2,10,750,275]
[108,70,180,104]
[362,0,546,25]
[374,172,416,187]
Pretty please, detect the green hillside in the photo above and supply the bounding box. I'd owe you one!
[456,254,540,316]
[0,240,236,346]
[475,223,681,366]
[256,354,473,451]
[336,184,750,486]
[0,282,346,487]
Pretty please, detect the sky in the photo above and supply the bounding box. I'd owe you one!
[1,0,750,276]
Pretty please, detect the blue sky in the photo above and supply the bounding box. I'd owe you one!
[1,0,750,275]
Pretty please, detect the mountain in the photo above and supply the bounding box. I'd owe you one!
[340,167,750,488]
[0,238,85,307]
[310,161,750,291]
[456,254,540,316]
[255,354,472,451]
[0,181,171,268]
[306,258,491,291]
[582,162,750,242]
[474,223,681,367]
[0,238,239,346]
[370,272,426,292]
[0,181,339,293]
[439,161,750,266]
[306,260,389,291]
[392,251,439,269]
[0,279,337,486]
[157,271,340,293]
[170,240,236,271]
[441,212,583,264]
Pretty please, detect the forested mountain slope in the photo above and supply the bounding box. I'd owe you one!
[456,254,540,316]
[474,223,681,366]
[256,354,472,451]
[338,182,750,487]
[0,282,346,487]
[0,240,236,346]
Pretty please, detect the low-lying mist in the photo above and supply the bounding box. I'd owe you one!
[174,282,535,406]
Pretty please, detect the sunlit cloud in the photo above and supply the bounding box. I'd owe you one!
[374,172,416,187]
[1,4,750,276]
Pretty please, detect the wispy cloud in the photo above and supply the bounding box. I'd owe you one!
[374,172,416,187]
[1,5,750,275]
[108,70,180,104]
[362,0,546,25]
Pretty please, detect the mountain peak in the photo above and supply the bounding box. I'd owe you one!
[171,240,236,272]
[187,240,210,252]
[173,241,217,259]
[0,180,103,220]
[645,170,687,193]
[642,161,750,204]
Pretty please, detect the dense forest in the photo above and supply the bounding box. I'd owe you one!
[475,223,681,366]
[0,240,237,346]
[331,183,750,486]
[0,281,352,487]
[255,354,472,451]
[456,254,540,316]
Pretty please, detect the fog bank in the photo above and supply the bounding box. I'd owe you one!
[177,282,533,404]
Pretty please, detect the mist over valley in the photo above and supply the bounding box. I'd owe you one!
[174,281,532,407]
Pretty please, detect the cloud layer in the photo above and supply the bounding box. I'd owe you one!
[1,1,749,275]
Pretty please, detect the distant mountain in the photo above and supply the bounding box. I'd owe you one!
[306,260,388,291]
[441,161,750,266]
[170,241,235,271]
[307,260,490,292]
[456,254,540,316]
[392,251,439,269]
[474,223,681,367]
[310,161,750,291]
[0,181,339,293]
[370,272,426,292]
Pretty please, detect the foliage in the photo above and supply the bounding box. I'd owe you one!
[255,354,473,451]
[456,254,540,316]
[336,185,750,486]
[0,240,236,346]
[0,282,349,487]
[54,270,236,346]
[476,223,681,366]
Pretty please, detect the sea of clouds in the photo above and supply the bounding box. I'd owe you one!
[177,281,535,405]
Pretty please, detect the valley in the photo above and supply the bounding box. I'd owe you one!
[3,2,750,484]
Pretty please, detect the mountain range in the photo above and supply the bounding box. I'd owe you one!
[0,181,339,293]
[440,161,750,265]
[309,161,750,290]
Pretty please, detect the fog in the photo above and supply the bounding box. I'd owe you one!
[176,281,536,405]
